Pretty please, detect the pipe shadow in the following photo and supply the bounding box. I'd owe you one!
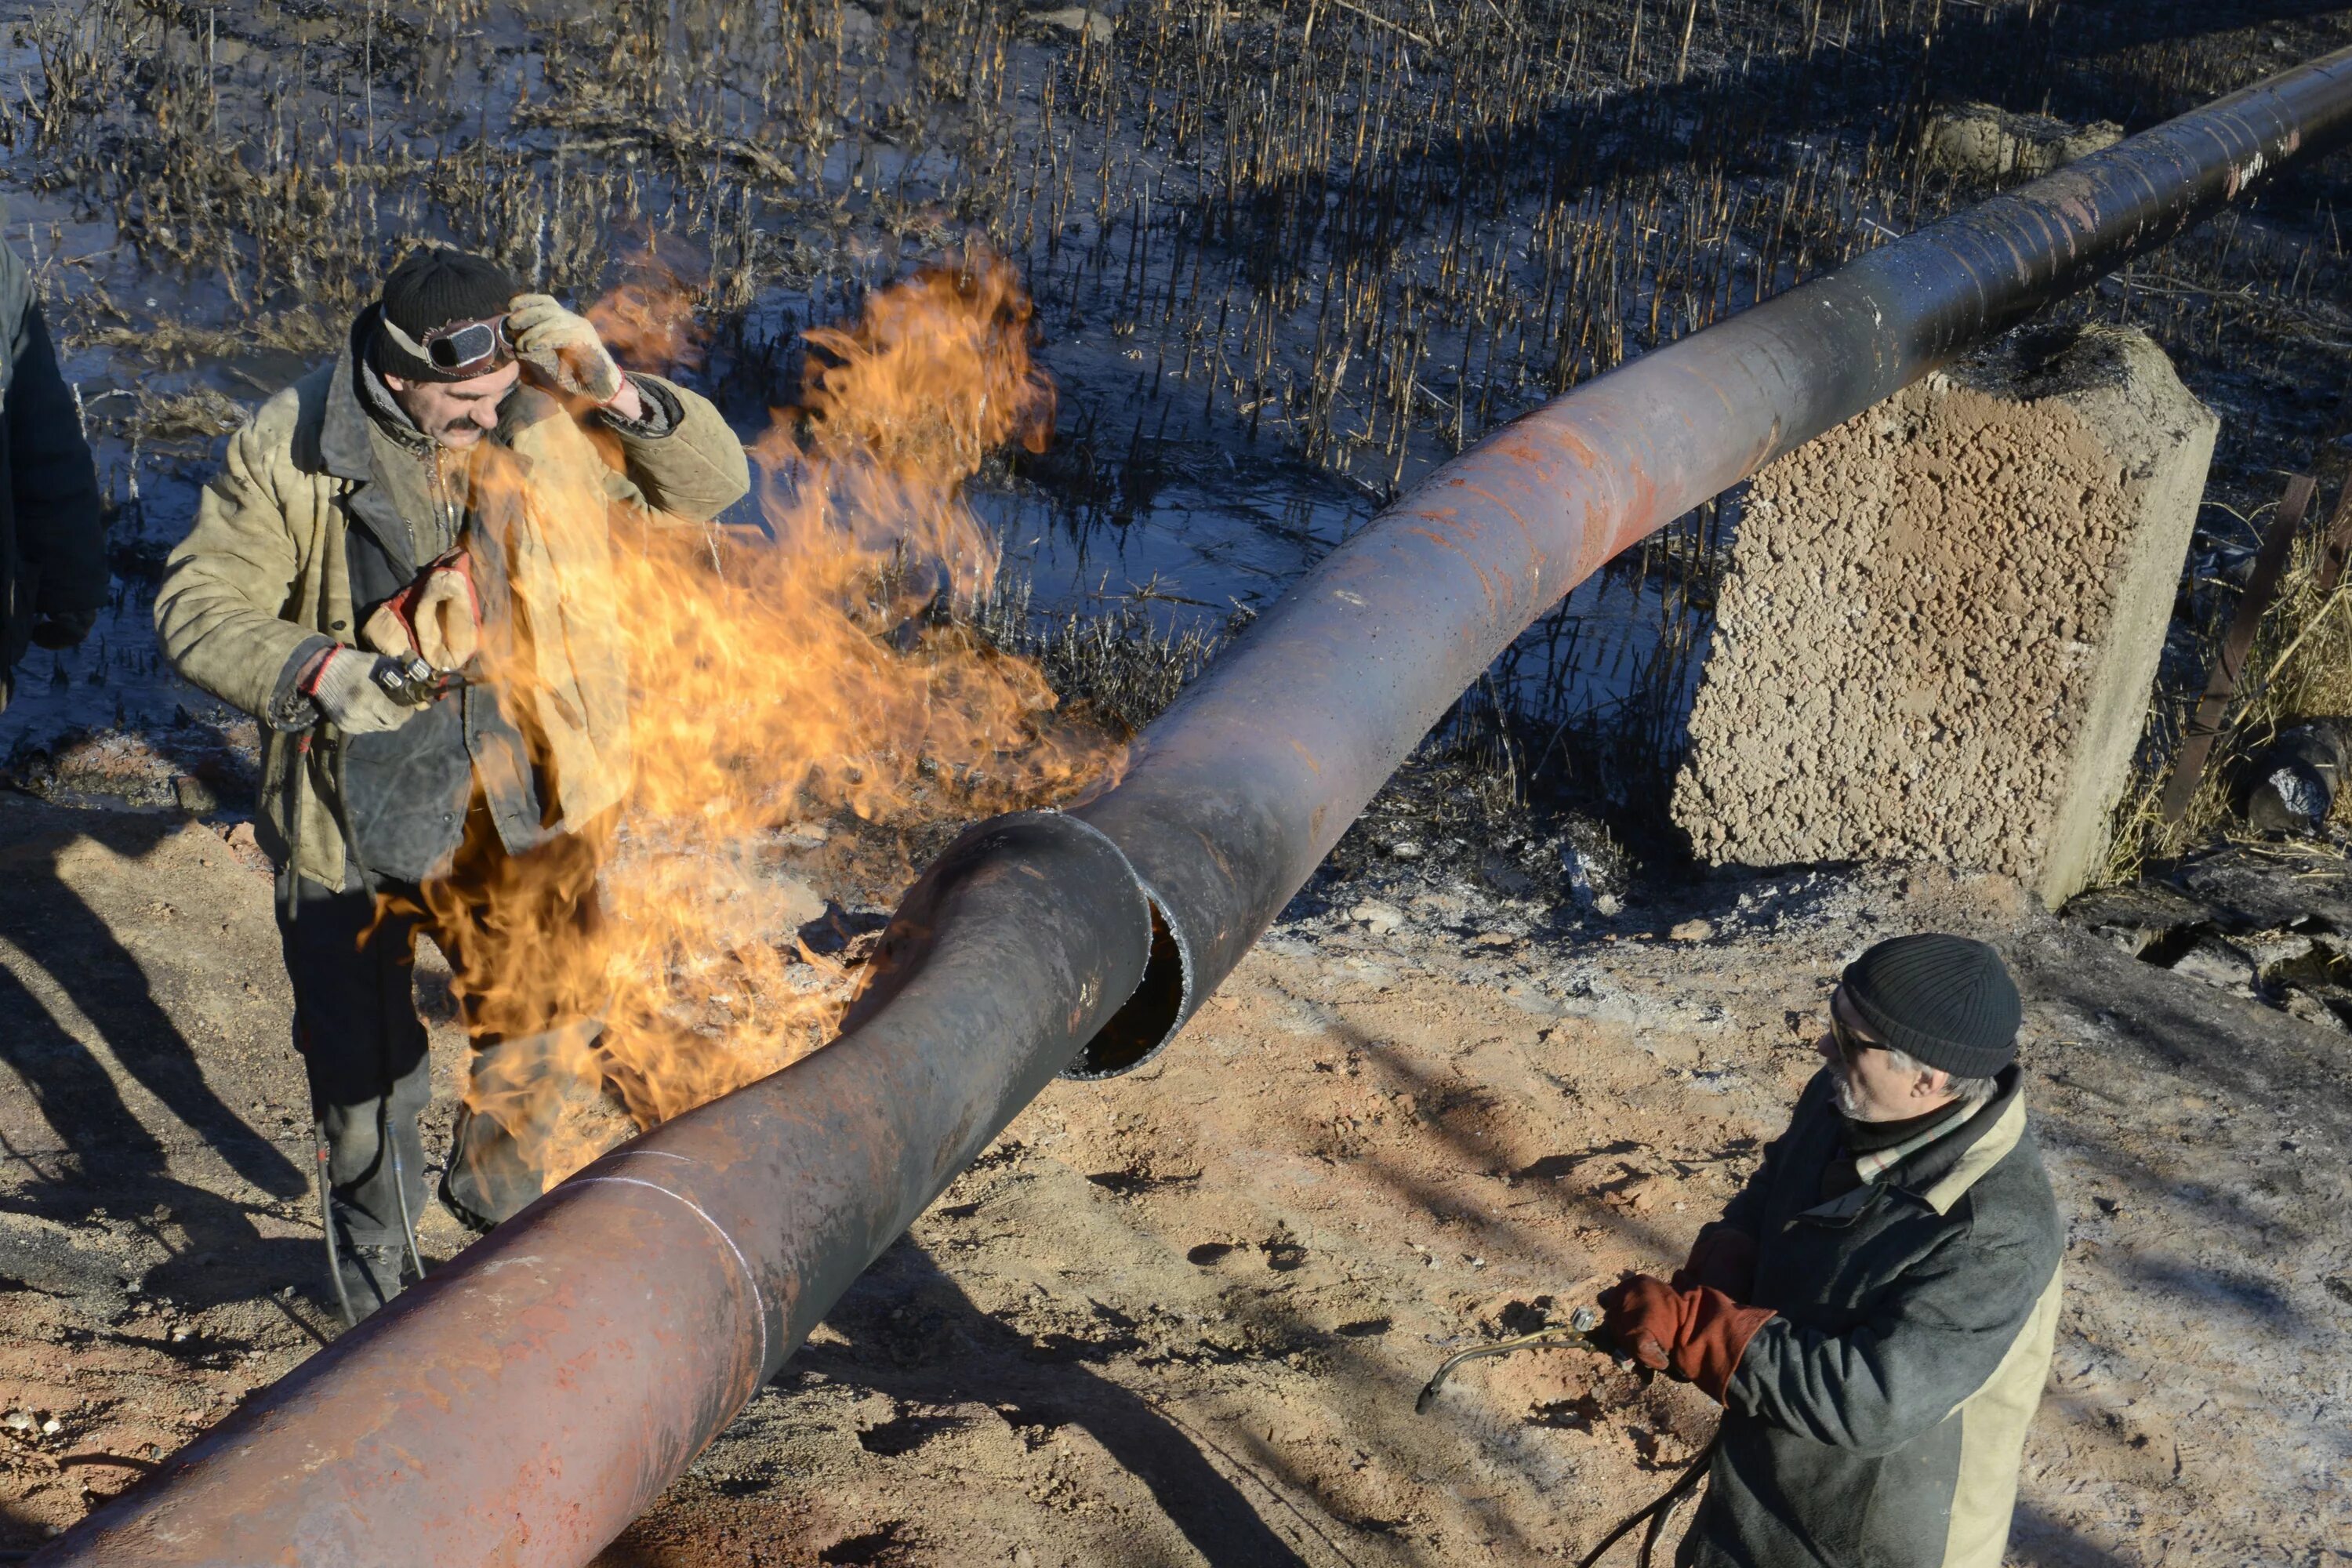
[2006,897,2352,1350]
[2034,1116,2292,1241]
[794,1240,1330,1568]
[1210,0,2352,271]
[1310,1012,1697,1267]
[2013,923,2352,1142]
[1073,1003,1723,1557]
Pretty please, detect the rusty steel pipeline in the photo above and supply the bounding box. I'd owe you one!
[38,45,2352,1567]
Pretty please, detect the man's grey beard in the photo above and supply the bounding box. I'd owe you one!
[1828,1060,1864,1118]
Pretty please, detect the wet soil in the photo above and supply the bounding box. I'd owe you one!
[10,1,2352,814]
[3,792,2345,1565]
[4,4,2352,1560]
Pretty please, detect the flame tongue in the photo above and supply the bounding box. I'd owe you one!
[796,256,1057,476]
[409,250,1111,1196]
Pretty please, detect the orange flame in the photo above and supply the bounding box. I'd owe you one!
[406,250,1114,1195]
[588,272,706,379]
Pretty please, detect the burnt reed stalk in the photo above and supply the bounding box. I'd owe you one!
[17,0,2350,828]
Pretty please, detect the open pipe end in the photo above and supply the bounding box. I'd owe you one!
[835,808,1182,1081]
[1061,895,1190,1080]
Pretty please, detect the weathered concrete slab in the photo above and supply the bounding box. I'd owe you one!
[1923,102,2122,181]
[1672,325,2219,905]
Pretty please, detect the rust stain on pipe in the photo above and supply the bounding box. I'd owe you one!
[36,43,2352,1568]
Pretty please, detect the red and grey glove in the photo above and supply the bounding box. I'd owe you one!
[1599,1273,1777,1403]
[361,549,479,672]
[505,293,626,405]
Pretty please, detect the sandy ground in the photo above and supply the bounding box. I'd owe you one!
[1,793,2347,1565]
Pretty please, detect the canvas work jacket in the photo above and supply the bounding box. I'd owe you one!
[1680,1066,2063,1568]
[155,318,750,889]
[0,209,107,702]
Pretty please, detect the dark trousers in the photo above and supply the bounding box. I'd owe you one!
[278,797,609,1244]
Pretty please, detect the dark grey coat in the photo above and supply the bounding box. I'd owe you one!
[1681,1066,2063,1568]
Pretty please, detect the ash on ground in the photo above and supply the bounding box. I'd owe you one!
[5,789,2344,1564]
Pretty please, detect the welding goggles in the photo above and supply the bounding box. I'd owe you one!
[380,311,514,378]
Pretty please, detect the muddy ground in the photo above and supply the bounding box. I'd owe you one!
[2,2,2350,1563]
[2,790,2346,1565]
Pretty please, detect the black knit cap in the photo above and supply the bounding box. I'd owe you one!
[1840,934,2022,1079]
[370,247,520,383]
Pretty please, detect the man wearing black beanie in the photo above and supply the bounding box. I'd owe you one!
[1599,933,2063,1568]
[152,246,750,1323]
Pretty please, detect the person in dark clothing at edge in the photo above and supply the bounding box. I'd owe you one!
[1,205,108,703]
[154,248,750,1323]
[1599,934,2063,1568]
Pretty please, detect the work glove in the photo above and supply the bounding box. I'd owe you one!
[362,549,480,672]
[303,646,424,735]
[1598,1273,1777,1403]
[504,292,626,405]
[29,608,98,650]
[1671,1224,1761,1298]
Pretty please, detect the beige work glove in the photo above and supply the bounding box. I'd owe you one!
[412,562,479,669]
[361,550,480,672]
[306,647,423,735]
[504,292,626,405]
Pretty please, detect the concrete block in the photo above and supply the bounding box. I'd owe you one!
[1671,325,2218,906]
[1923,103,2122,182]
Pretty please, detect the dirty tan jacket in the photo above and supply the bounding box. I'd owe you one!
[156,349,750,890]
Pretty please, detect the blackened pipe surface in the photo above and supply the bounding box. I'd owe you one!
[34,812,1152,1566]
[1073,44,2352,1055]
[34,45,2352,1568]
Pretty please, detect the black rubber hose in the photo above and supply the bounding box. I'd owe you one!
[384,1098,426,1285]
[316,1120,358,1329]
[1572,1436,1716,1568]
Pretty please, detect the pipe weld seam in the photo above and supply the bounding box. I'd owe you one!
[573,1175,771,1381]
[1049,808,1180,978]
[1050,810,1196,1061]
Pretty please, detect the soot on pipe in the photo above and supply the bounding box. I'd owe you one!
[34,812,1157,1566]
[34,42,2352,1568]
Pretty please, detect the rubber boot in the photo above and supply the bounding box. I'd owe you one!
[331,1236,411,1324]
[438,1104,546,1233]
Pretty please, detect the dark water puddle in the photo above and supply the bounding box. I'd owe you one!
[8,0,2340,818]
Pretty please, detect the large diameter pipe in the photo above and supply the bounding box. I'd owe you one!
[38,815,1158,1564]
[1068,44,2352,1074]
[41,45,2352,1567]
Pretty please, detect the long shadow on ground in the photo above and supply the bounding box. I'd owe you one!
[791,1240,1330,1567]
[0,808,312,1316]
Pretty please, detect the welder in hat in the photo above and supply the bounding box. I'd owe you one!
[1599,934,2063,1567]
[154,248,750,1321]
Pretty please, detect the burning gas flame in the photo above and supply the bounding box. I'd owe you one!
[405,250,1114,1192]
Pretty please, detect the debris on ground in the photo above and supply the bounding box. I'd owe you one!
[3,794,2344,1563]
